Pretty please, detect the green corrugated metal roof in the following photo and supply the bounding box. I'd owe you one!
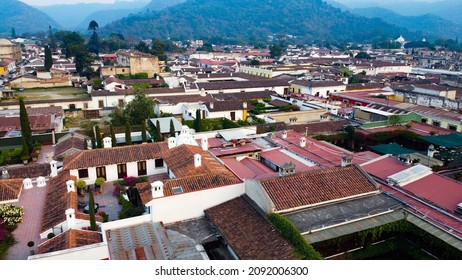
[421,133,462,148]
[370,142,417,155]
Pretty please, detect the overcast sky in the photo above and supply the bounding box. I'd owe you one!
[21,0,117,6]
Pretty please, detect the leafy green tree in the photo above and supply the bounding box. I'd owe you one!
[196,43,214,52]
[169,119,175,137]
[135,41,150,53]
[151,39,167,61]
[125,122,132,145]
[269,44,283,59]
[110,123,117,147]
[44,45,53,71]
[76,180,86,196]
[355,51,372,59]
[87,20,99,32]
[194,109,202,132]
[88,190,97,231]
[250,59,260,65]
[95,125,103,148]
[19,98,33,154]
[141,121,147,143]
[124,90,155,125]
[87,31,100,54]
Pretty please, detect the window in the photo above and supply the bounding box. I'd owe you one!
[432,120,441,127]
[155,158,164,168]
[448,124,457,131]
[98,100,104,108]
[78,169,89,178]
[118,99,124,107]
[355,102,362,106]
[83,103,88,109]
[343,99,348,104]
[96,166,106,180]
[230,111,236,121]
[137,161,147,176]
[117,164,127,179]
[421,118,427,124]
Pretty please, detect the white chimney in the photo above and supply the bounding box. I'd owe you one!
[300,136,306,148]
[65,208,76,229]
[36,176,46,187]
[201,137,208,151]
[23,178,33,190]
[86,138,92,150]
[282,130,288,139]
[50,160,58,177]
[168,137,176,149]
[243,102,247,109]
[427,145,435,158]
[341,155,353,167]
[209,102,214,110]
[66,180,75,193]
[194,154,202,167]
[103,137,112,148]
[151,181,164,199]
[2,168,9,179]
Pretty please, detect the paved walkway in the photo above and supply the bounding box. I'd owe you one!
[78,182,121,222]
[6,185,48,260]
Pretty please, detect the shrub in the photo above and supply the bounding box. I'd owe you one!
[0,204,24,226]
[268,213,323,260]
[112,185,123,197]
[47,232,55,239]
[136,176,148,183]
[95,177,105,186]
[123,176,137,187]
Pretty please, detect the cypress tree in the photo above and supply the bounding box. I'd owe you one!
[194,109,201,132]
[19,98,33,153]
[83,138,88,150]
[169,119,175,137]
[155,120,162,142]
[44,45,53,71]
[88,190,97,231]
[11,28,16,38]
[125,122,132,145]
[110,123,116,147]
[141,121,147,143]
[49,25,57,51]
[95,125,102,148]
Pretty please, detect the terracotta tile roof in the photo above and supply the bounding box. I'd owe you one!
[153,94,215,104]
[206,101,245,112]
[91,87,185,97]
[6,163,50,179]
[205,197,296,260]
[210,90,276,101]
[196,79,289,91]
[41,172,77,232]
[36,229,102,255]
[63,142,167,170]
[163,173,241,197]
[291,80,345,88]
[124,78,165,86]
[163,144,237,179]
[54,136,86,159]
[104,76,126,85]
[0,179,23,202]
[196,73,264,80]
[260,165,379,211]
[256,120,348,135]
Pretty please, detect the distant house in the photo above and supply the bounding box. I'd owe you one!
[290,80,346,98]
[148,117,183,137]
[103,76,128,92]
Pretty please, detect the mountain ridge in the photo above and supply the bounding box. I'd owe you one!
[0,0,61,35]
[101,0,423,43]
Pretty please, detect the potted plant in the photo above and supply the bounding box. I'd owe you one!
[31,153,38,162]
[76,179,87,196]
[21,155,30,165]
[95,177,105,193]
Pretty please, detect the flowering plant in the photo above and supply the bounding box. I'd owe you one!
[0,204,24,226]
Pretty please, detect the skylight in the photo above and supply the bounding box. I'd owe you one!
[386,164,432,187]
[172,186,183,195]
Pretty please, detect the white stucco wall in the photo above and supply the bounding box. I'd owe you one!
[244,179,275,214]
[28,243,109,260]
[148,183,245,224]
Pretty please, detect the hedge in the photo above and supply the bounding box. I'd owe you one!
[268,213,323,260]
